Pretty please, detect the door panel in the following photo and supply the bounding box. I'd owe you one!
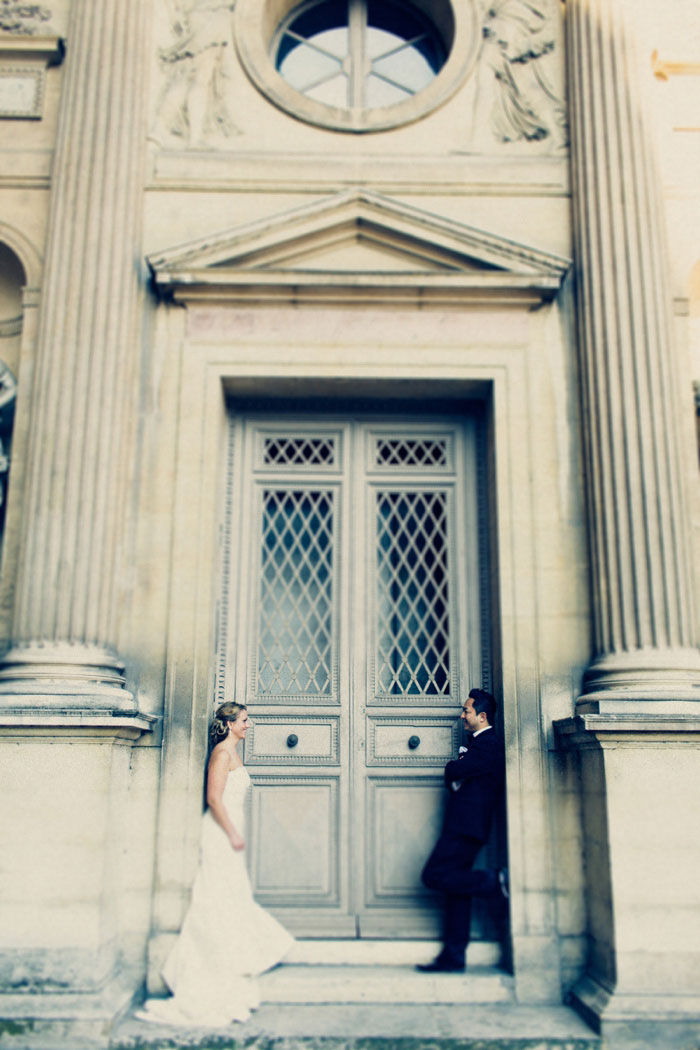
[220,410,490,937]
[246,715,340,763]
[365,777,444,900]
[366,716,459,765]
[251,776,340,902]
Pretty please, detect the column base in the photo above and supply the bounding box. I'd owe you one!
[0,642,136,712]
[570,974,700,1049]
[577,647,700,714]
[0,969,139,1048]
[556,714,700,1049]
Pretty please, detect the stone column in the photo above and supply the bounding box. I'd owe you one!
[557,4,700,1040]
[567,0,700,711]
[0,0,147,710]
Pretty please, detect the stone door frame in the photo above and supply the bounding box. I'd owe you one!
[146,294,566,1004]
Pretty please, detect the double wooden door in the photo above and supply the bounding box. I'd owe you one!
[217,409,489,937]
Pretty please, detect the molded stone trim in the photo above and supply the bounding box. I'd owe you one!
[553,712,700,749]
[234,0,477,134]
[0,35,63,64]
[0,708,156,739]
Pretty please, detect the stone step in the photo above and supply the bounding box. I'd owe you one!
[112,1003,602,1050]
[261,963,514,1005]
[286,938,501,967]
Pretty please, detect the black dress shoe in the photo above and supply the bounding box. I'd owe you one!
[415,957,465,973]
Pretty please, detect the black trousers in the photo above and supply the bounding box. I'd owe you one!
[421,829,496,964]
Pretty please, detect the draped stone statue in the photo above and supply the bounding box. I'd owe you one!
[153,0,240,147]
[465,0,567,152]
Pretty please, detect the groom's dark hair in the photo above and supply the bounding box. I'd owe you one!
[468,688,497,725]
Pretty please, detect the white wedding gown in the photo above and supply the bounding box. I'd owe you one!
[138,766,294,1026]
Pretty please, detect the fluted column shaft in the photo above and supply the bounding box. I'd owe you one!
[0,0,147,706]
[568,0,700,705]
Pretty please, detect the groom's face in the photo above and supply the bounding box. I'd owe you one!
[461,697,482,733]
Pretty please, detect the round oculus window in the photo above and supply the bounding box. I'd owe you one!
[235,0,477,132]
[275,0,447,111]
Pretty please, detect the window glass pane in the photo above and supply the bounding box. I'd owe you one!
[365,73,408,107]
[274,0,446,111]
[305,71,349,107]
[278,32,347,92]
[264,435,337,467]
[367,0,445,71]
[277,2,348,65]
[371,39,435,95]
[375,437,449,468]
[257,488,335,696]
[375,490,451,697]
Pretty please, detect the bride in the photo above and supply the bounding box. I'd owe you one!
[138,702,294,1026]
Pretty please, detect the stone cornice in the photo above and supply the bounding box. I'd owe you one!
[0,34,64,64]
[0,708,157,740]
[554,712,700,748]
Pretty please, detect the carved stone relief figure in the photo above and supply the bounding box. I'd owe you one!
[152,0,239,148]
[464,0,567,153]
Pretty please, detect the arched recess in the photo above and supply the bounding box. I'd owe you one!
[689,259,700,466]
[0,225,41,645]
[0,241,25,543]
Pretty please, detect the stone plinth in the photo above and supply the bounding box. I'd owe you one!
[555,714,700,1042]
[0,711,155,993]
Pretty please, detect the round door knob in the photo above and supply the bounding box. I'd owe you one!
[286,733,299,749]
[408,735,421,750]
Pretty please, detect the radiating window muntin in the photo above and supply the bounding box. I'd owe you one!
[274,0,448,111]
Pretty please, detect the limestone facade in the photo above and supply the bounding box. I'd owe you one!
[0,0,698,1045]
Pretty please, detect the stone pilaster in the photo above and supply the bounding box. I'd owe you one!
[0,0,147,709]
[567,0,700,711]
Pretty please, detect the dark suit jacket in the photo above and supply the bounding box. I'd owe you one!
[442,728,505,843]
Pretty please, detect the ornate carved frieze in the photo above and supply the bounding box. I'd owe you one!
[0,2,51,35]
[152,0,240,148]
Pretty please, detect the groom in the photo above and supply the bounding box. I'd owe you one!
[416,688,507,973]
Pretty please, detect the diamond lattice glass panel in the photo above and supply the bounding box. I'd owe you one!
[264,436,336,467]
[257,489,335,696]
[375,438,448,469]
[375,490,451,697]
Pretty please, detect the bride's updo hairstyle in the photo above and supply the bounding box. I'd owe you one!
[209,702,247,750]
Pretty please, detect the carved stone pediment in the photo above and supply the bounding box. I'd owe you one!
[147,190,570,306]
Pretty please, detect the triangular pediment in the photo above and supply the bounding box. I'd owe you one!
[148,190,569,305]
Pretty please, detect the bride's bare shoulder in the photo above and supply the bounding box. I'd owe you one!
[208,743,233,771]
